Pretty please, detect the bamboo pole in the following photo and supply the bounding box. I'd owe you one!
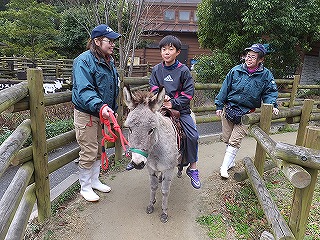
[5,184,36,240]
[0,81,28,113]
[0,161,34,240]
[0,119,31,178]
[254,104,273,175]
[289,126,320,239]
[27,68,51,222]
[243,157,295,240]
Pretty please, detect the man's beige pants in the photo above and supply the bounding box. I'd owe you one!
[221,108,248,149]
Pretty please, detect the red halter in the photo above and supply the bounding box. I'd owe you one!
[99,104,128,170]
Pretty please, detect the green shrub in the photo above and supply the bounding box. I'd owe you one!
[194,50,235,99]
[194,50,235,85]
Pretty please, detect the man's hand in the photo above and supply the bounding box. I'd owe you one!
[216,110,223,117]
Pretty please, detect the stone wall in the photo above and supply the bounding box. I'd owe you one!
[300,55,320,85]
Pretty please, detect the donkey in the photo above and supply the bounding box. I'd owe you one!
[123,86,180,223]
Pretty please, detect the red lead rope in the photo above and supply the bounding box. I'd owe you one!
[99,105,129,170]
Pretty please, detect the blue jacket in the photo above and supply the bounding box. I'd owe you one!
[72,50,119,117]
[215,63,278,113]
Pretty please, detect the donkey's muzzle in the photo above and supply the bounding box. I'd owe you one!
[133,161,145,170]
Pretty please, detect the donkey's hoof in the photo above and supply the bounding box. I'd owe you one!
[177,170,182,178]
[146,205,154,214]
[160,213,168,223]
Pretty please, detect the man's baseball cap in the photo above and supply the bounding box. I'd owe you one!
[91,24,121,40]
[245,43,267,55]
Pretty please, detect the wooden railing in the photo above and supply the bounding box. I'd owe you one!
[234,102,320,240]
[0,68,319,239]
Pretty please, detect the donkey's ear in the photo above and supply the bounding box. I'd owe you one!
[123,86,135,110]
[150,86,165,112]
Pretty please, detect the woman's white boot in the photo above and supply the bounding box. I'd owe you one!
[91,160,111,193]
[79,167,100,202]
[220,145,239,179]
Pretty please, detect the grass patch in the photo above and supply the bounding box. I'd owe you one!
[199,167,320,239]
[51,182,80,215]
[196,214,227,239]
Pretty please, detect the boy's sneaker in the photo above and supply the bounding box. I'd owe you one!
[186,168,201,189]
[126,162,135,171]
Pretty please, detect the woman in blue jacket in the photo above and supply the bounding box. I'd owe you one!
[72,24,120,201]
[215,43,279,179]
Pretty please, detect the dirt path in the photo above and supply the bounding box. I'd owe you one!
[28,132,297,240]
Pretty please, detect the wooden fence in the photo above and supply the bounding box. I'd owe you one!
[234,102,320,240]
[0,57,151,80]
[0,69,319,239]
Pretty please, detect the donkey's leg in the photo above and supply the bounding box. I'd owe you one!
[146,171,158,214]
[160,169,175,223]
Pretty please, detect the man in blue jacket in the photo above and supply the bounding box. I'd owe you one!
[215,43,279,179]
[72,24,120,201]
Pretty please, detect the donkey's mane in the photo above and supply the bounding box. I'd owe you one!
[132,90,155,105]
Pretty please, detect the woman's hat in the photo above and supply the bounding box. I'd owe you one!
[245,44,267,55]
[91,24,121,40]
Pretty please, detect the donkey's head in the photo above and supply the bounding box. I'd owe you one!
[123,85,165,169]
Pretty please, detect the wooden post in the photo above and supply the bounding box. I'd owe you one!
[254,104,273,175]
[27,68,51,222]
[289,75,300,108]
[115,69,125,161]
[289,126,320,239]
[295,99,314,146]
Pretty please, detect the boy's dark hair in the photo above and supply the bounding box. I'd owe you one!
[159,35,182,51]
